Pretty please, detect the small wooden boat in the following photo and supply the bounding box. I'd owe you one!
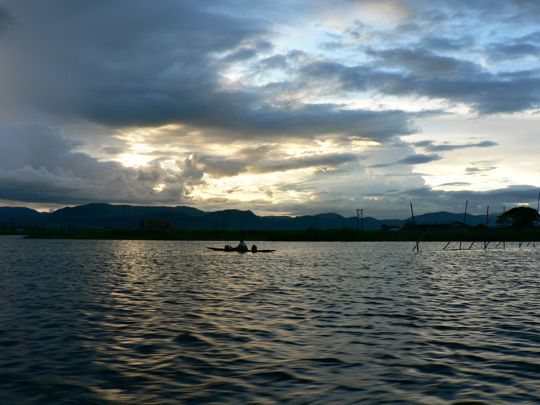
[207,247,275,253]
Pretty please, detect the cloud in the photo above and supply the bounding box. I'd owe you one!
[0,2,414,143]
[436,182,471,187]
[197,151,358,177]
[465,165,497,174]
[369,153,441,167]
[0,124,198,205]
[522,31,540,43]
[401,185,540,214]
[508,0,540,14]
[413,140,498,152]
[418,35,475,51]
[399,153,442,165]
[0,2,264,122]
[196,155,248,178]
[101,146,125,155]
[0,121,364,208]
[252,152,358,173]
[487,43,540,61]
[301,53,540,114]
[222,39,273,62]
[0,5,12,33]
[367,48,480,78]
[0,1,538,217]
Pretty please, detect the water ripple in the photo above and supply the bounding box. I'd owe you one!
[1,238,539,403]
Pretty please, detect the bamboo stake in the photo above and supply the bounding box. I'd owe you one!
[535,191,539,248]
[460,200,468,250]
[484,205,489,250]
[410,202,419,253]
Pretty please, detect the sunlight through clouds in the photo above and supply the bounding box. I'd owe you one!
[0,1,539,216]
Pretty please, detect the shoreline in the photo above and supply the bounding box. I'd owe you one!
[3,228,539,242]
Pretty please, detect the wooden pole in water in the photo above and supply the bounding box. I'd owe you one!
[536,191,540,248]
[460,200,468,250]
[410,202,419,252]
[502,205,506,250]
[484,205,490,250]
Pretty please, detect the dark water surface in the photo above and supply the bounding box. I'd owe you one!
[1,237,539,404]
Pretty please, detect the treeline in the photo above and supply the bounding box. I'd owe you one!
[5,227,539,242]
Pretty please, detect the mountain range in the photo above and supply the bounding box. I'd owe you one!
[0,203,502,231]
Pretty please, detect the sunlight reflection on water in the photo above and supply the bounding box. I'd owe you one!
[1,237,539,403]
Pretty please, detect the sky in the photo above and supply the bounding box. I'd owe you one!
[0,0,539,218]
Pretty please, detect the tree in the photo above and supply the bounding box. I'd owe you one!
[496,206,539,229]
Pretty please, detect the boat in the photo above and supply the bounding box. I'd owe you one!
[206,247,275,253]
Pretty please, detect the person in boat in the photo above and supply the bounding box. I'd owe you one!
[251,244,258,253]
[236,240,248,252]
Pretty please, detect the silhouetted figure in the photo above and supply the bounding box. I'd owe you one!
[251,244,258,253]
[236,240,248,252]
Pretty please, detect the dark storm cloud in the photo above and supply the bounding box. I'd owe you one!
[4,0,535,131]
[413,140,498,152]
[1,2,263,122]
[0,1,412,142]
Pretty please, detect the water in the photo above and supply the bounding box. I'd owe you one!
[1,237,539,404]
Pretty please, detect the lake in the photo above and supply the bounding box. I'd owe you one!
[1,237,539,404]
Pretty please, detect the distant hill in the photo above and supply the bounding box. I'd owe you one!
[47,203,205,229]
[0,207,45,227]
[0,203,499,231]
[411,211,498,226]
